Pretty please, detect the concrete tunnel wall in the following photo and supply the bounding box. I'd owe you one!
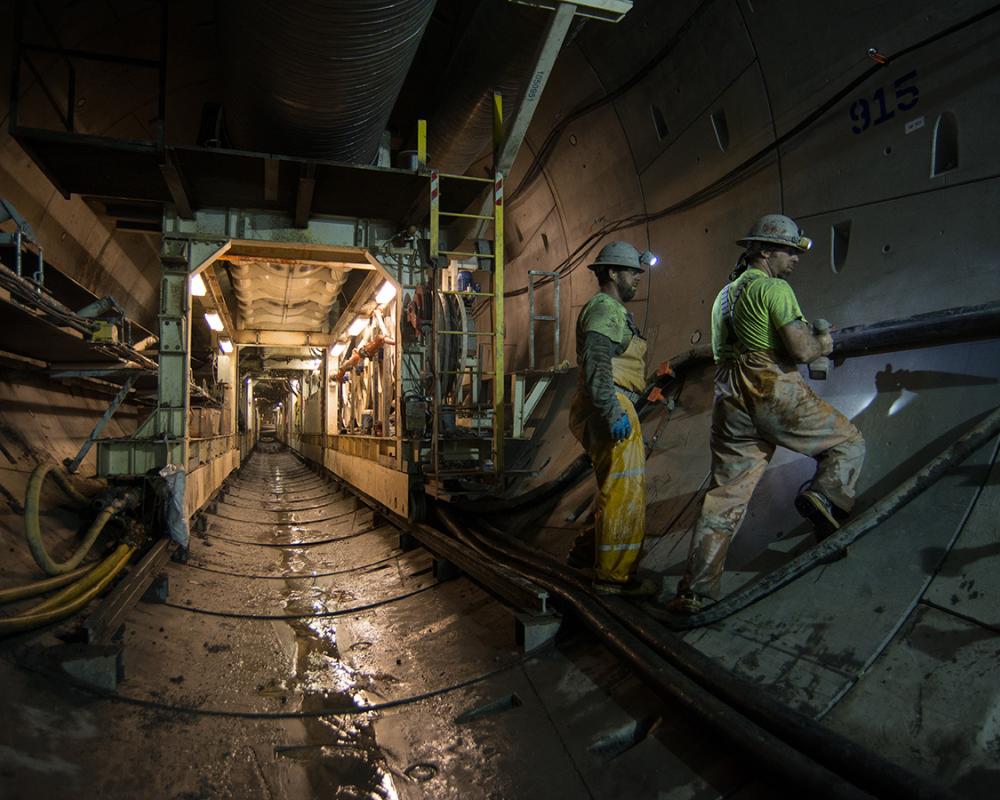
[0,0,997,519]
[494,0,1000,526]
[489,6,1000,784]
[0,0,999,792]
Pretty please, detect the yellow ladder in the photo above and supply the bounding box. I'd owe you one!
[423,94,505,481]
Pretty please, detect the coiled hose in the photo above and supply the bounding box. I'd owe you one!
[24,462,126,575]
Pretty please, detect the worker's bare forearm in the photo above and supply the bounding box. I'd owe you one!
[779,320,833,363]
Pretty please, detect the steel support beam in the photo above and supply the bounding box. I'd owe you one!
[233,330,337,347]
[84,538,173,644]
[65,374,137,473]
[497,2,576,175]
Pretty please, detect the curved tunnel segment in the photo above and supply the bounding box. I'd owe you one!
[1,0,1000,797]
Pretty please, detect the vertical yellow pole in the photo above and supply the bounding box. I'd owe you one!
[492,92,504,154]
[417,119,427,168]
[492,92,504,476]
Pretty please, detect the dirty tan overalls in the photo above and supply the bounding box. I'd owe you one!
[680,275,866,599]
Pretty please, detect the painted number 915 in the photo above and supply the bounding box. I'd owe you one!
[849,69,919,134]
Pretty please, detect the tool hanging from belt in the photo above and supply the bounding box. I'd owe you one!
[614,386,642,406]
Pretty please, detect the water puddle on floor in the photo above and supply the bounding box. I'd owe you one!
[278,545,401,799]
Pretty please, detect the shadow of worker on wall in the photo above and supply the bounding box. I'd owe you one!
[848,363,999,510]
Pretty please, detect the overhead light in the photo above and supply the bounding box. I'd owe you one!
[190,273,207,296]
[219,337,233,354]
[347,316,367,336]
[375,281,397,305]
[204,311,224,331]
[331,342,347,357]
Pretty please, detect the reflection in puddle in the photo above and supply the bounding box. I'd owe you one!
[283,582,398,798]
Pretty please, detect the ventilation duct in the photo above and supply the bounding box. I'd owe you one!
[422,0,552,174]
[218,0,436,164]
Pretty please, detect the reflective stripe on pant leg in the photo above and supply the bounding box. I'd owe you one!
[594,393,645,583]
[681,394,773,599]
[752,369,866,511]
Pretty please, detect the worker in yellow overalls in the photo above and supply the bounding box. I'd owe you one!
[568,241,658,596]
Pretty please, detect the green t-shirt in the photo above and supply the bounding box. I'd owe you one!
[711,268,806,363]
[576,292,630,350]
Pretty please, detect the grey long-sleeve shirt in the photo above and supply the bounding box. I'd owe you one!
[579,330,629,426]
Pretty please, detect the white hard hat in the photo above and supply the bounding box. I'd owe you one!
[737,214,813,251]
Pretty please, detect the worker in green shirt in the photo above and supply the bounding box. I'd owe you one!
[569,241,658,597]
[668,214,865,613]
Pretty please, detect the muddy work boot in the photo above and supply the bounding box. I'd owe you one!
[664,591,706,615]
[794,489,843,542]
[592,576,659,598]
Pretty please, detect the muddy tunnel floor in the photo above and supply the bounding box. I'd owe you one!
[0,443,777,799]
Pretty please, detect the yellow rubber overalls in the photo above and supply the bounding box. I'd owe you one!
[570,294,648,583]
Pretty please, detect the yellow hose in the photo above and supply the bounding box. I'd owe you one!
[24,462,127,575]
[0,545,135,636]
[0,563,96,605]
[28,543,133,615]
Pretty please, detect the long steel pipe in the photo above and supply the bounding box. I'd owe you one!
[462,302,1000,515]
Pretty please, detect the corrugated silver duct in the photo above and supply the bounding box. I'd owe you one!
[423,0,550,174]
[219,0,437,164]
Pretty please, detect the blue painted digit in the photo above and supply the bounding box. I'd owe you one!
[872,87,896,125]
[894,69,920,111]
[849,98,871,134]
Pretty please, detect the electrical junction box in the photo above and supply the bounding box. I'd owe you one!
[89,320,119,343]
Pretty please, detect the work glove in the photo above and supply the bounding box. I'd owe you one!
[610,413,632,442]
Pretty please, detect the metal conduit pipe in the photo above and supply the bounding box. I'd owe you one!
[416,0,550,174]
[0,262,95,336]
[459,302,1000,515]
[448,513,957,800]
[218,0,436,163]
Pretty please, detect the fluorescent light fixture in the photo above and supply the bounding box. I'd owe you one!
[190,273,207,296]
[219,337,234,354]
[347,316,367,336]
[331,342,347,357]
[375,281,397,305]
[204,311,224,331]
